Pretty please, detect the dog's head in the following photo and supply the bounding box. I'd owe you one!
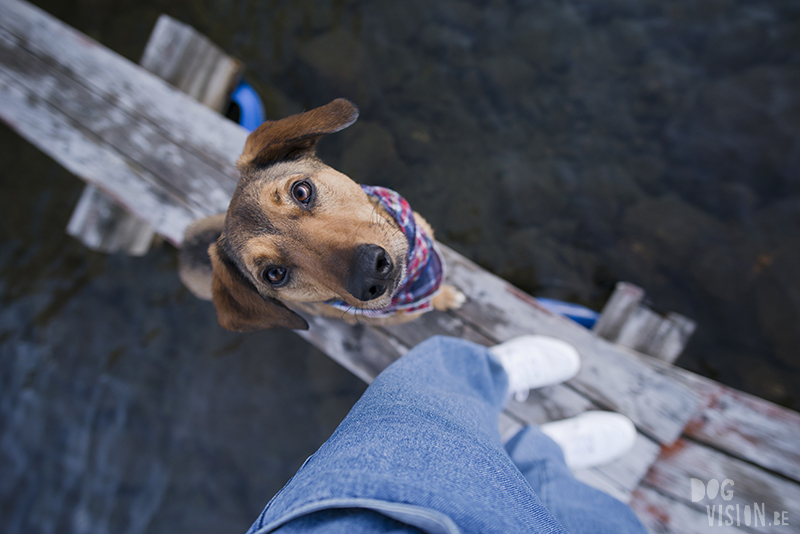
[207,99,409,331]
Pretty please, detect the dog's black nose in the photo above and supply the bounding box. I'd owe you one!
[346,244,393,301]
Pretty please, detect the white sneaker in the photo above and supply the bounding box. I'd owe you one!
[540,411,637,470]
[489,335,581,402]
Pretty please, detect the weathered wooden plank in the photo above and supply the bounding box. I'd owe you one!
[681,373,800,484]
[504,384,596,426]
[614,306,696,364]
[645,438,800,534]
[67,184,155,255]
[0,56,197,240]
[0,31,230,225]
[67,14,243,256]
[631,485,751,534]
[378,309,496,349]
[296,316,407,384]
[141,15,242,111]
[1,0,247,180]
[653,312,696,363]
[439,244,701,445]
[632,348,800,485]
[593,282,696,363]
[0,19,241,244]
[593,282,645,340]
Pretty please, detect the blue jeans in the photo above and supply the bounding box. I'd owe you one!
[246,336,647,534]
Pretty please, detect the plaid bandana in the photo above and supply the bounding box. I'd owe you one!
[327,185,444,318]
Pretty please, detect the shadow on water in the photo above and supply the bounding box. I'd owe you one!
[2,0,800,532]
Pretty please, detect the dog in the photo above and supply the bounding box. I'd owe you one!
[179,98,465,331]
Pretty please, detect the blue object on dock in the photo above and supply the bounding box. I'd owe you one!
[536,298,599,329]
[230,81,265,132]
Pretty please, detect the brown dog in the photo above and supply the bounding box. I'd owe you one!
[179,98,465,331]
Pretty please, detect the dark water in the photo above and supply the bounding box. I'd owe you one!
[2,0,799,532]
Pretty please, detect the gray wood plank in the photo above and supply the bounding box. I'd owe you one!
[379,310,496,349]
[0,16,242,245]
[141,15,242,111]
[680,373,800,484]
[504,384,596,426]
[0,0,247,182]
[631,485,751,534]
[297,316,407,384]
[594,282,696,363]
[593,282,646,340]
[439,243,701,445]
[644,438,800,534]
[67,184,155,255]
[634,349,800,485]
[0,53,198,241]
[67,14,243,256]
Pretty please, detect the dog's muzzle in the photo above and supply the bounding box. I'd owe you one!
[346,244,394,301]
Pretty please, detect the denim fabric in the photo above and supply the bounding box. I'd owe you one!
[505,426,647,533]
[246,336,646,534]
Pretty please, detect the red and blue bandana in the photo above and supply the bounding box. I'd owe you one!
[327,185,444,318]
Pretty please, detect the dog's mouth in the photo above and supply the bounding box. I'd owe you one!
[344,244,405,307]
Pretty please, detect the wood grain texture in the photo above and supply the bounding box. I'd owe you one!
[67,14,243,255]
[296,316,406,384]
[593,282,645,340]
[142,15,242,111]
[633,348,800,485]
[439,243,701,445]
[67,184,154,255]
[594,282,696,363]
[681,374,800,484]
[645,438,800,534]
[0,50,198,240]
[1,0,248,173]
[0,0,246,245]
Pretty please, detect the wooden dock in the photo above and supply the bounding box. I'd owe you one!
[1,0,798,531]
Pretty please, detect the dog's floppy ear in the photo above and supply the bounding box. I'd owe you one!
[237,98,359,170]
[208,241,309,331]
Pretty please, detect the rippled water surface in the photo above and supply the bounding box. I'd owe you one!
[2,0,799,532]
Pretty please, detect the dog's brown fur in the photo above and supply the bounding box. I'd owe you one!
[179,99,464,331]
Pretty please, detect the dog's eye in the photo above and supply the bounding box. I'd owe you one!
[263,266,288,286]
[291,181,313,205]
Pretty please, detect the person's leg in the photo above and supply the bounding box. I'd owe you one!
[505,426,647,534]
[247,335,566,534]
